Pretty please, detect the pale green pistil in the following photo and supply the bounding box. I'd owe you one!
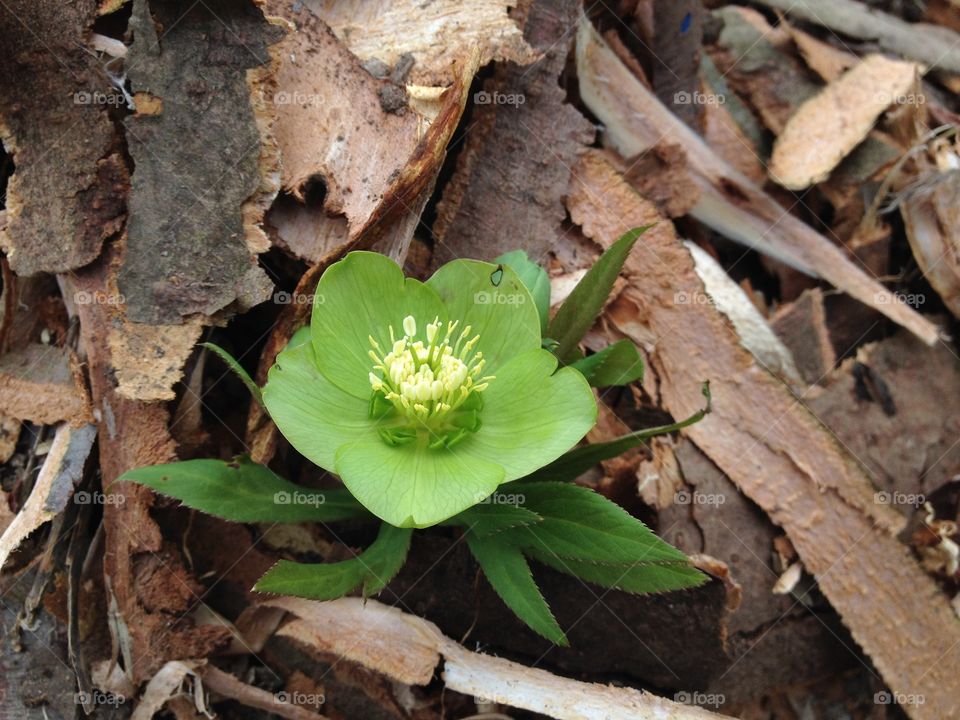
[368,315,494,448]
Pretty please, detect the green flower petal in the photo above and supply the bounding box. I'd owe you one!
[263,333,376,471]
[427,259,540,374]
[334,440,505,528]
[312,252,447,398]
[459,349,597,481]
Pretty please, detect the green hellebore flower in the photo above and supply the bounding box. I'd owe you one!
[263,251,597,528]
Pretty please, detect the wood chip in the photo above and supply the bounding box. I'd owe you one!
[783,23,858,82]
[268,4,420,231]
[769,54,921,190]
[266,597,440,686]
[770,288,837,384]
[0,415,20,464]
[0,344,93,425]
[107,320,203,402]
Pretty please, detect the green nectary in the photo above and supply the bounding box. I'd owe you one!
[262,251,598,529]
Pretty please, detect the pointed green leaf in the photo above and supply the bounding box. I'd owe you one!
[201,342,263,406]
[256,558,365,600]
[447,501,541,536]
[499,482,689,565]
[528,381,711,482]
[525,547,707,594]
[467,532,567,645]
[118,457,370,523]
[568,339,644,388]
[495,250,551,333]
[255,523,412,599]
[548,226,653,363]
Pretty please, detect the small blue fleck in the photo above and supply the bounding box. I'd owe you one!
[680,12,692,33]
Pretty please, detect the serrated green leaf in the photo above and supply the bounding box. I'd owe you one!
[446,501,542,536]
[568,339,644,388]
[118,457,370,523]
[528,381,711,482]
[547,226,653,363]
[201,342,263,406]
[256,558,365,600]
[255,523,412,599]
[525,547,707,594]
[495,250,551,333]
[500,482,689,565]
[467,532,567,645]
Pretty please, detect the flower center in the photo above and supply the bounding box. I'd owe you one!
[367,315,494,448]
